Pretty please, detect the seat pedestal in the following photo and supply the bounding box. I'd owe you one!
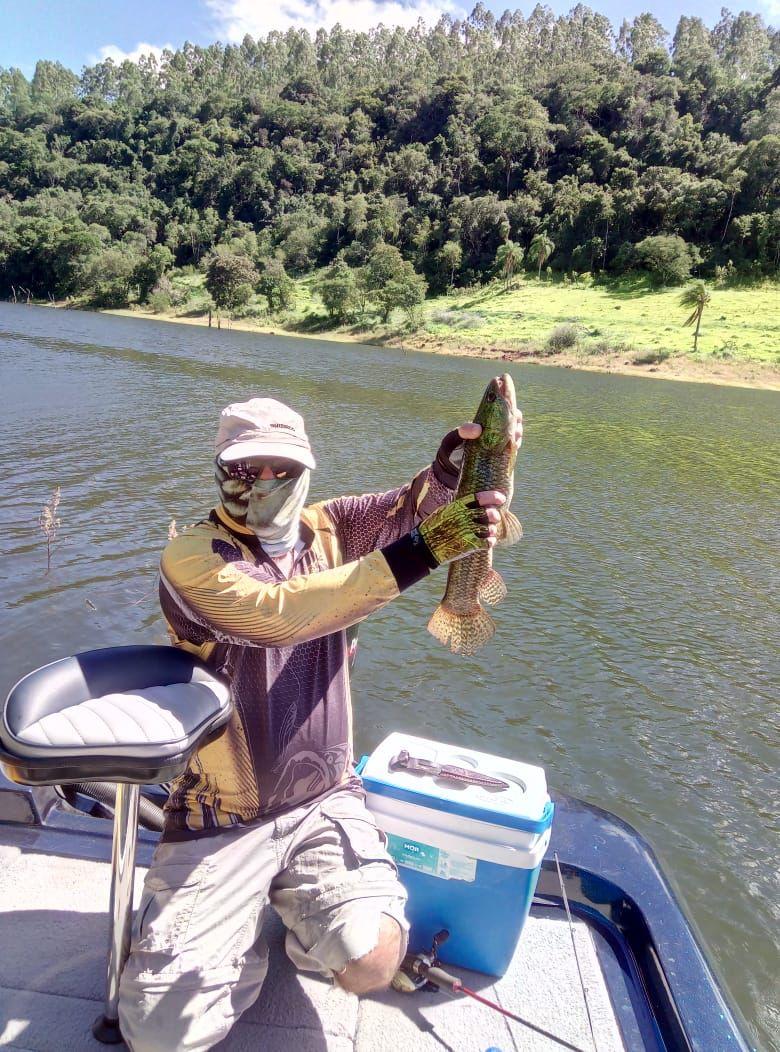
[92,783,140,1042]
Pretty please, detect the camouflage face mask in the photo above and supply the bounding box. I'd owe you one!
[215,459,310,554]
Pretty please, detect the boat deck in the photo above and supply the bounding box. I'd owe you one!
[0,822,623,1052]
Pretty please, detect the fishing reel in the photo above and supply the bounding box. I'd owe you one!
[389,860,597,1050]
[391,929,450,994]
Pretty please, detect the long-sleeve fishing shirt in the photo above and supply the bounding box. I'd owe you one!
[159,461,457,837]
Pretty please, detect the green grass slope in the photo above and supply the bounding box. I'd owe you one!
[421,277,779,365]
[163,269,778,368]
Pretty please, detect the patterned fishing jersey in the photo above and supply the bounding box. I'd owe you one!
[159,464,453,836]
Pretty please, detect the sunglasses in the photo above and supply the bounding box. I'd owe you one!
[219,458,305,483]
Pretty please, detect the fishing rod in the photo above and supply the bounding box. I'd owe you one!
[393,929,590,1052]
[555,851,599,1052]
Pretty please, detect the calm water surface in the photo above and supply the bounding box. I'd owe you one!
[1,303,778,1048]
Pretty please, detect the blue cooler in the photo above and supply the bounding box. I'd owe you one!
[359,732,554,977]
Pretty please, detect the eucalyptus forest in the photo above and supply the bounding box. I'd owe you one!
[0,5,778,326]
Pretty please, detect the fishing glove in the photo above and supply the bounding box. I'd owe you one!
[415,495,491,566]
[433,429,466,489]
[380,495,490,593]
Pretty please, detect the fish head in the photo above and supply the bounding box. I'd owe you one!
[473,373,517,450]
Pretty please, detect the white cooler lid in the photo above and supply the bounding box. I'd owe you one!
[360,732,553,835]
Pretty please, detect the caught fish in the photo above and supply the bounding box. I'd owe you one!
[428,373,522,655]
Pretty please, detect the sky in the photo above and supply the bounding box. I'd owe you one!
[1,0,776,77]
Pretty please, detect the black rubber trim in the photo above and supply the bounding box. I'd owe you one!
[0,727,230,786]
[92,1013,124,1044]
[539,790,753,1051]
[382,530,436,591]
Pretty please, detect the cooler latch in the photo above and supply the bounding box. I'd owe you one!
[389,750,509,790]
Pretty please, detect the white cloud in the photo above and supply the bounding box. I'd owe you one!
[757,0,779,21]
[204,0,461,41]
[92,42,176,65]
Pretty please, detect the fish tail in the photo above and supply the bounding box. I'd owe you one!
[428,602,495,655]
[479,569,507,606]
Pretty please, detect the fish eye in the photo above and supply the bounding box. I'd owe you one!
[486,391,497,402]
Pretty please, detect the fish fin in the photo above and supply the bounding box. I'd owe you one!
[479,569,507,606]
[428,603,495,655]
[496,509,523,546]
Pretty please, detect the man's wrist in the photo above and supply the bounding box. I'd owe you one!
[381,528,438,592]
[409,526,439,569]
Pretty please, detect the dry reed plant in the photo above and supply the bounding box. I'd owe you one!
[39,486,61,574]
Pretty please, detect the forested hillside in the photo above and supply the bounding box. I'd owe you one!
[1,4,778,314]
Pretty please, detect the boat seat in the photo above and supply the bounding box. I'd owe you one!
[0,645,232,1044]
[14,683,217,751]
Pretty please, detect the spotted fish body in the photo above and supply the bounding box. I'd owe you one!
[428,373,522,655]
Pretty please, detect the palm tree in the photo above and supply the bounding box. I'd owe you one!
[529,233,554,279]
[679,282,711,353]
[495,241,523,291]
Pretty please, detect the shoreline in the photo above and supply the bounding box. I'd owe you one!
[92,304,780,392]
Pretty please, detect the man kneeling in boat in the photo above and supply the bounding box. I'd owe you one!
[118,396,521,1052]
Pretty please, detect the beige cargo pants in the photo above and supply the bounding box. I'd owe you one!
[118,787,408,1052]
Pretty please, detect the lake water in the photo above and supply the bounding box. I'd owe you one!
[1,303,778,1048]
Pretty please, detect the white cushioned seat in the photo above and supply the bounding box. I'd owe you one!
[1,646,233,783]
[7,674,231,761]
[19,682,227,749]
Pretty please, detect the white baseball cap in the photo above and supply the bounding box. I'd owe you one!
[215,398,316,469]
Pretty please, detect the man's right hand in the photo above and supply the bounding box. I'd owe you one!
[416,491,505,567]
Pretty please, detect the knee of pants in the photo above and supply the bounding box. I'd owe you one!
[118,953,268,1052]
[285,897,408,979]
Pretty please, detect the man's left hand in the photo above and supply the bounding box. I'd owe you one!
[434,409,523,489]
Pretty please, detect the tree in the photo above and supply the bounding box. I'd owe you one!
[316,260,359,322]
[738,136,780,214]
[478,94,553,194]
[529,233,555,278]
[275,207,327,273]
[205,251,258,315]
[454,195,510,277]
[679,282,711,353]
[494,241,523,290]
[257,258,295,313]
[85,245,141,308]
[635,235,701,286]
[376,264,427,326]
[713,10,774,82]
[362,243,406,293]
[361,243,427,323]
[0,14,777,303]
[436,240,462,289]
[618,14,669,65]
[133,244,174,302]
[0,67,32,122]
